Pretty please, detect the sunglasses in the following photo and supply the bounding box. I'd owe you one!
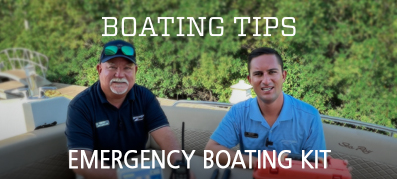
[104,45,135,56]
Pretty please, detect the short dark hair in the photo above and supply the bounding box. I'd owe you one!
[248,47,283,74]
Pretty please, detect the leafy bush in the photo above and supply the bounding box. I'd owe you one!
[0,0,396,128]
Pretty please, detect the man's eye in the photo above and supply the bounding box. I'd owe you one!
[109,66,116,69]
[270,71,276,74]
[125,67,132,70]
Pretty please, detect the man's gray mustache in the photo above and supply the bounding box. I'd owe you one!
[110,78,129,85]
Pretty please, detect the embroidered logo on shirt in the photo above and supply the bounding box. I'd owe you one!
[132,115,144,122]
[96,120,109,128]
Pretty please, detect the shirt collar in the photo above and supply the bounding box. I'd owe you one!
[126,85,135,101]
[96,81,135,104]
[249,97,264,122]
[249,92,293,122]
[277,93,293,121]
[96,81,108,104]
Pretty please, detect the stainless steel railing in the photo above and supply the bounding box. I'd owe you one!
[172,100,397,137]
[320,115,396,137]
[0,48,49,78]
[172,100,233,107]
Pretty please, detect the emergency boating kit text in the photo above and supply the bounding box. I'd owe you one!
[102,17,296,37]
[69,149,331,169]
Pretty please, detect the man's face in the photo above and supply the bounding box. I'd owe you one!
[97,57,138,97]
[248,54,287,104]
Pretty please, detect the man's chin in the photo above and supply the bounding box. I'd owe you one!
[110,87,128,95]
[258,95,277,104]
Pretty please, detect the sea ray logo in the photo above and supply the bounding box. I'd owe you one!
[133,115,144,122]
[96,120,109,128]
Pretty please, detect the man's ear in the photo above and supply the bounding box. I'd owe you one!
[247,74,251,84]
[134,65,138,75]
[282,70,287,82]
[96,63,102,75]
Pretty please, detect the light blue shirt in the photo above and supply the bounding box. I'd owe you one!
[211,93,326,157]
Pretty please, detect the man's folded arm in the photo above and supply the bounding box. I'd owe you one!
[150,126,183,164]
[302,112,326,151]
[69,150,117,179]
[143,89,183,164]
[301,112,327,160]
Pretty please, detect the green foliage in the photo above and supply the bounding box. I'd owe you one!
[0,0,396,128]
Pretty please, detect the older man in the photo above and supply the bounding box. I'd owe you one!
[65,40,184,178]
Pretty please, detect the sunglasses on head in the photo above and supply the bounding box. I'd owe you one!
[104,45,135,56]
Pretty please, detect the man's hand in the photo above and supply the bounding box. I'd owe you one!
[189,170,196,179]
[151,126,196,178]
[151,126,183,163]
[344,160,353,172]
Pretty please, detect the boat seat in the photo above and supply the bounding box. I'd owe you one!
[0,124,74,179]
[155,106,397,179]
[0,106,396,178]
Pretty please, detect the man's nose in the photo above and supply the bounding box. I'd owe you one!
[114,68,125,78]
[261,74,272,85]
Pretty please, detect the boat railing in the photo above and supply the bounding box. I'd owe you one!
[173,100,233,108]
[0,48,49,78]
[172,100,397,137]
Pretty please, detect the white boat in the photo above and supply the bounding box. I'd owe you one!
[0,98,396,179]
[0,49,396,179]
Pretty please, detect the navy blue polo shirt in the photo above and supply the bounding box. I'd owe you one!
[65,81,169,160]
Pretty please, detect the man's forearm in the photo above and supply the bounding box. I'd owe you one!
[161,142,183,164]
[151,127,183,164]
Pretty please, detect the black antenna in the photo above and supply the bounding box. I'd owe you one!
[182,122,185,152]
[170,122,189,179]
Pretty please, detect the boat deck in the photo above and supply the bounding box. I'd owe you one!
[0,81,228,110]
[0,81,25,99]
[0,69,52,87]
[1,81,397,179]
